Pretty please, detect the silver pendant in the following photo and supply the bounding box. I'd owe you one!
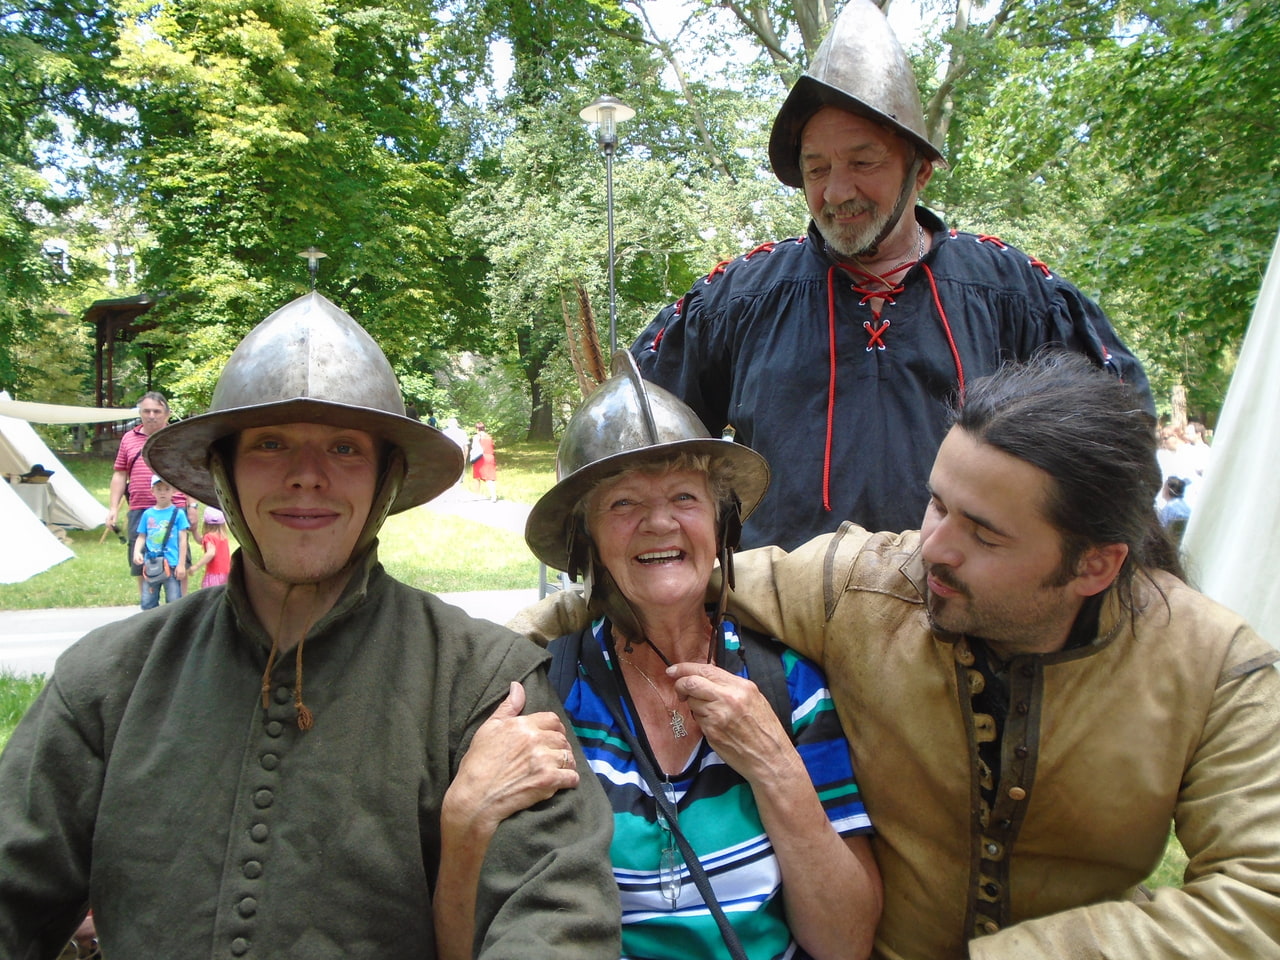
[669,709,688,738]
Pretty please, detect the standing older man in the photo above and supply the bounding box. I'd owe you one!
[105,390,196,595]
[633,0,1150,550]
[0,292,619,959]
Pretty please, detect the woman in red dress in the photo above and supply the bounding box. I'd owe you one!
[470,423,497,501]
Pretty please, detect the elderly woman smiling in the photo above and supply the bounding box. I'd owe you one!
[437,354,881,960]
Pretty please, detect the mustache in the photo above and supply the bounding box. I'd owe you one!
[926,563,969,597]
[821,199,876,219]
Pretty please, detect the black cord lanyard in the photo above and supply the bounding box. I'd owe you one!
[579,625,750,960]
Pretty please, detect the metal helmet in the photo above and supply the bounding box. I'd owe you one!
[769,0,946,189]
[145,291,463,570]
[525,351,769,635]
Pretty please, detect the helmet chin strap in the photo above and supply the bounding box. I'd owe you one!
[351,445,406,561]
[852,153,923,261]
[210,446,264,573]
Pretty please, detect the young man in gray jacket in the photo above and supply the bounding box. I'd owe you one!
[0,292,619,960]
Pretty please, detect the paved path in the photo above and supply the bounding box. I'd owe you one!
[0,486,546,677]
[418,482,533,537]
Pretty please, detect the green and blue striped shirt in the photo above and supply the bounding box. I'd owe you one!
[564,618,872,960]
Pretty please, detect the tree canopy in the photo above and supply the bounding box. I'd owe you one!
[3,0,1275,433]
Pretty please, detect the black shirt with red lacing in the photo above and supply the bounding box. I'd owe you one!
[632,207,1152,550]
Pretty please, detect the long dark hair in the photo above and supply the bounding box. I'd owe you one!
[953,352,1182,610]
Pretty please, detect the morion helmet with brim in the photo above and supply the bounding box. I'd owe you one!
[526,352,769,639]
[145,291,463,570]
[769,0,946,189]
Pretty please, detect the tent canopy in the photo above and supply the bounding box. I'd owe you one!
[1182,227,1280,649]
[0,390,124,531]
[0,397,137,425]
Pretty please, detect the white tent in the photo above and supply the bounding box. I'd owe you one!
[0,391,134,530]
[0,478,74,583]
[1181,227,1280,650]
[0,477,75,583]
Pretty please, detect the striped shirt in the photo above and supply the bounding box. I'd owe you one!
[564,618,872,960]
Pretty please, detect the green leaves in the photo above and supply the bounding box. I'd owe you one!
[4,0,1274,432]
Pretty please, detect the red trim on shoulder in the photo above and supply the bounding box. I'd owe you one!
[1027,257,1052,278]
[976,234,1008,249]
[704,259,734,283]
[701,241,783,285]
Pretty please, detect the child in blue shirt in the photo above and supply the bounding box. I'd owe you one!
[132,474,190,610]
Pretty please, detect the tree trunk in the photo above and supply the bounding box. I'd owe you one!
[1171,383,1188,430]
[517,324,557,441]
[528,378,555,440]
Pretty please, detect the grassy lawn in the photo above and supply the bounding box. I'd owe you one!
[1,671,47,750]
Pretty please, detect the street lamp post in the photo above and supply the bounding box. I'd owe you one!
[579,95,634,353]
[297,246,328,289]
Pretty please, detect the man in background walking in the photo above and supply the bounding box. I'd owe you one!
[105,391,196,598]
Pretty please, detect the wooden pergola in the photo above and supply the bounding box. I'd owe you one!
[84,294,159,445]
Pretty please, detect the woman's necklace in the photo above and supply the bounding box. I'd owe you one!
[617,654,688,738]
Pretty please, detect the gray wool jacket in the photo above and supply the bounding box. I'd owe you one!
[0,547,620,960]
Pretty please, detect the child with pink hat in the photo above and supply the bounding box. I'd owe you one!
[188,505,231,589]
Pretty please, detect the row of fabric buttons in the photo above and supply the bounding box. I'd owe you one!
[228,685,291,956]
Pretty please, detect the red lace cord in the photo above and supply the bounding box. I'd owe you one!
[923,263,965,401]
[702,242,779,285]
[704,259,733,282]
[824,266,841,511]
[815,257,967,513]
[1027,257,1052,278]
[820,261,913,512]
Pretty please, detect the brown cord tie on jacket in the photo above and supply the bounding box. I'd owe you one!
[260,586,317,731]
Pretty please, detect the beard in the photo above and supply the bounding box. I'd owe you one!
[813,198,896,260]
[923,560,1083,655]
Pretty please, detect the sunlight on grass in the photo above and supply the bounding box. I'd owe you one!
[0,670,47,752]
[489,440,557,504]
[377,509,540,592]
